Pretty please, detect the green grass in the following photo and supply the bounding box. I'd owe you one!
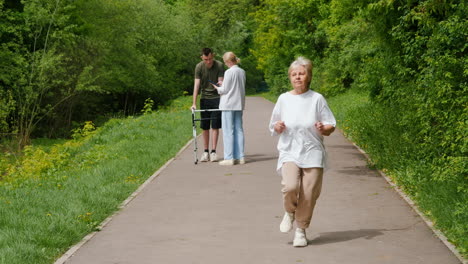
[1,91,466,262]
[258,89,467,258]
[0,96,194,263]
[327,89,467,258]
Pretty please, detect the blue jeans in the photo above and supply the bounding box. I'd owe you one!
[222,111,244,160]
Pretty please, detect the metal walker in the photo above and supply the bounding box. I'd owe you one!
[191,109,221,164]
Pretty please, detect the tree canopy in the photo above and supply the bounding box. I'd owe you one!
[0,0,466,256]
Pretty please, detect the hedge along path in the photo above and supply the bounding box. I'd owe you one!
[58,97,463,264]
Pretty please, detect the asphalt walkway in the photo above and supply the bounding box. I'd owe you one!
[60,97,462,264]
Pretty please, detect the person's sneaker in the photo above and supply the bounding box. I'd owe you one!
[219,159,234,166]
[200,152,210,162]
[293,228,308,247]
[236,158,246,165]
[279,212,294,233]
[210,152,218,162]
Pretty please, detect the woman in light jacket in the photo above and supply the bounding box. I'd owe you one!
[269,57,336,247]
[212,52,246,165]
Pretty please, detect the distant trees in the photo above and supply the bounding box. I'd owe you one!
[251,0,467,163]
[1,0,466,254]
[1,0,192,144]
[2,0,80,146]
[0,0,262,145]
[179,0,264,94]
[251,0,467,254]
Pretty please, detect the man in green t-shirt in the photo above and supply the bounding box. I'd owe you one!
[191,48,225,162]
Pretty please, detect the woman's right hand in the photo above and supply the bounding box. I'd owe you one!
[274,121,286,134]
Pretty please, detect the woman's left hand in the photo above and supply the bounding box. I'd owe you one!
[315,122,324,132]
[315,122,335,136]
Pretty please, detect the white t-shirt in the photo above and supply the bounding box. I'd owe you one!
[217,65,246,111]
[269,90,336,174]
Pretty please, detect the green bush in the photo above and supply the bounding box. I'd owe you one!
[328,89,467,256]
[0,96,194,263]
[254,0,467,255]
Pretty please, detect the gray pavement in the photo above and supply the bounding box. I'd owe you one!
[62,97,462,264]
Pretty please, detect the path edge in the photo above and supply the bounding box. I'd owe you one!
[344,133,466,264]
[53,138,195,264]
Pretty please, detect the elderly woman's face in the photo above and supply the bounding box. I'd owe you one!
[289,66,309,90]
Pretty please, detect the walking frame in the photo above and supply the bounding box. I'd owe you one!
[191,108,222,164]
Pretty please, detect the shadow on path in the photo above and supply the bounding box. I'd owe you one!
[305,225,417,245]
[336,166,380,177]
[244,153,277,163]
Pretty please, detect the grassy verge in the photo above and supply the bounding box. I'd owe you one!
[259,89,467,258]
[327,89,466,257]
[0,96,194,263]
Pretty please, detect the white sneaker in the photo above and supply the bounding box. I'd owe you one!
[210,152,218,162]
[236,158,246,164]
[200,152,210,162]
[279,212,294,233]
[219,159,234,166]
[293,228,308,247]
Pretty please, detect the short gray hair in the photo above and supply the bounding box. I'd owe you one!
[288,56,313,86]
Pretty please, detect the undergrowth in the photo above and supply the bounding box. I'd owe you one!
[327,89,467,258]
[259,90,467,258]
[0,96,194,263]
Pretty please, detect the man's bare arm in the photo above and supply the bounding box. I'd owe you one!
[191,78,201,109]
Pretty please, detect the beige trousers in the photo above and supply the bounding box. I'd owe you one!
[281,162,323,229]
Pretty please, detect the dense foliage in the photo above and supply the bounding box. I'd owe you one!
[0,0,262,144]
[1,0,466,259]
[0,96,194,263]
[251,0,467,255]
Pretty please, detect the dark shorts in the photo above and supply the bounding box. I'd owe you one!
[200,98,222,130]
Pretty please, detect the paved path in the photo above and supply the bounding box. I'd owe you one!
[62,97,461,264]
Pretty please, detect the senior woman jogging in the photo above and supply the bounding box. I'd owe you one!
[269,57,336,247]
[211,52,246,166]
